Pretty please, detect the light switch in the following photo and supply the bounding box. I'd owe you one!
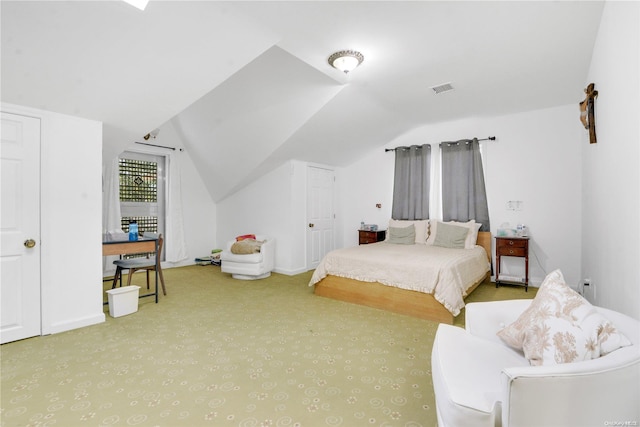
[507,201,523,211]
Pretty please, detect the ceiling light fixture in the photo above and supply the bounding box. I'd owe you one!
[123,0,149,11]
[328,50,364,74]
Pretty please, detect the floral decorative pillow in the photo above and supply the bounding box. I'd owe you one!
[497,269,631,366]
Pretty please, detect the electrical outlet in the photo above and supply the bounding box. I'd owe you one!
[583,278,595,300]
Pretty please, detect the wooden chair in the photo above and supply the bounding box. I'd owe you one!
[112,233,166,295]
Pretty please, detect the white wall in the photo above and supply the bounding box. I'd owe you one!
[103,120,217,270]
[290,161,308,273]
[216,160,308,275]
[581,1,640,319]
[178,149,217,263]
[152,121,217,266]
[3,103,105,334]
[338,152,394,248]
[340,104,584,288]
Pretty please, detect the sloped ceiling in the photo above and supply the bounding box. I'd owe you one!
[170,46,345,201]
[1,1,604,202]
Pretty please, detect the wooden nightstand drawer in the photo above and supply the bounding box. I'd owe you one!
[496,238,528,249]
[497,246,526,257]
[359,230,386,245]
[360,233,378,244]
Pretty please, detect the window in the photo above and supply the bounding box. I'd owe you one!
[119,152,166,241]
[390,140,490,229]
[440,139,490,231]
[391,144,431,220]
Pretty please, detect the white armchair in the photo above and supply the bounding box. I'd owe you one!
[432,299,640,427]
[220,235,275,280]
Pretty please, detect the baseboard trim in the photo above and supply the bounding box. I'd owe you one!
[273,267,308,276]
[46,313,105,335]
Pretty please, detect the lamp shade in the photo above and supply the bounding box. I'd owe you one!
[328,50,364,74]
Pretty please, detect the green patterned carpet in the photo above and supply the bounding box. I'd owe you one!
[1,265,535,427]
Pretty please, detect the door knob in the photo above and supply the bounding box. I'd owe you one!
[24,239,36,248]
[308,223,315,228]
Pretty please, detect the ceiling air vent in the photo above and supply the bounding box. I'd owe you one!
[430,82,454,95]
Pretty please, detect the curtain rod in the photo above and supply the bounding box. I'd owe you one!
[384,144,432,153]
[439,136,496,147]
[135,141,183,152]
[476,136,496,142]
[385,136,495,152]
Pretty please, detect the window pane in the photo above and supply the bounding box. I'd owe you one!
[119,158,157,202]
[121,216,157,234]
[118,153,165,261]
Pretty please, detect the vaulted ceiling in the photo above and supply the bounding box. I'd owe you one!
[1,1,604,201]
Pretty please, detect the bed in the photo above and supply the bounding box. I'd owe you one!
[309,220,492,324]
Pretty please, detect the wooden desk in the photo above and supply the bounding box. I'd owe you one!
[103,236,159,303]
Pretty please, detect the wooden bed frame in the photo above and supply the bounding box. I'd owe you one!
[313,231,492,324]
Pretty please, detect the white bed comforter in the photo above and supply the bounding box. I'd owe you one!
[309,242,490,316]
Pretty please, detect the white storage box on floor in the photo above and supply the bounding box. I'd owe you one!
[106,285,140,317]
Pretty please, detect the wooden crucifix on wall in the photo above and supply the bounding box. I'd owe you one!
[579,83,598,144]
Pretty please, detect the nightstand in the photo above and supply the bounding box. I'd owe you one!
[495,236,530,291]
[359,229,386,245]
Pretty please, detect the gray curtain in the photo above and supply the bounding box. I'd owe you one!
[391,144,431,220]
[441,138,490,231]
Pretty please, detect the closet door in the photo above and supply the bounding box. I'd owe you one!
[306,165,334,269]
[1,112,41,344]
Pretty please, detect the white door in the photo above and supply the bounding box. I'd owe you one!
[306,166,334,269]
[1,112,41,344]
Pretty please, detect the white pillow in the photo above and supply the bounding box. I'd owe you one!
[497,269,631,366]
[387,219,429,244]
[460,220,482,249]
[426,219,480,249]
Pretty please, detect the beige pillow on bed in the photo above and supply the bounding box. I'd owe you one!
[387,224,416,244]
[387,219,428,244]
[432,222,469,248]
[427,219,480,249]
